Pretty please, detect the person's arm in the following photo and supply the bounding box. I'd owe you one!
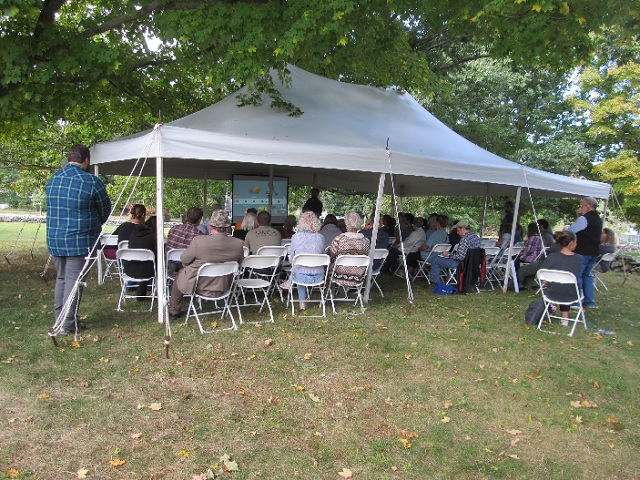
[567,216,588,234]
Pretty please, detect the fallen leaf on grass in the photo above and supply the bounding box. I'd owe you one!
[5,469,19,478]
[609,442,615,448]
[304,353,312,360]
[71,341,81,348]
[309,393,320,402]
[149,402,163,411]
[441,416,451,423]
[37,393,50,399]
[77,467,89,478]
[391,466,398,472]
[593,381,600,389]
[627,341,633,346]
[131,433,142,439]
[292,384,305,391]
[264,338,274,346]
[109,458,126,467]
[398,437,412,448]
[506,429,521,435]
[338,468,353,478]
[399,430,418,439]
[443,400,453,410]
[510,438,521,447]
[178,450,189,457]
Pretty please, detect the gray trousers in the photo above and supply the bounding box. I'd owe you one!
[53,255,86,330]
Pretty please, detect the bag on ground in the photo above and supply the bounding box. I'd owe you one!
[525,298,546,325]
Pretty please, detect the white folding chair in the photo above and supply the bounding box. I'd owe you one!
[480,238,497,248]
[482,246,502,290]
[328,254,370,314]
[536,269,587,337]
[412,243,451,284]
[116,248,156,312]
[165,248,186,296]
[287,253,331,317]
[243,246,250,258]
[257,245,289,299]
[185,261,239,333]
[99,233,120,283]
[370,249,390,297]
[489,246,522,287]
[234,255,281,324]
[592,252,616,291]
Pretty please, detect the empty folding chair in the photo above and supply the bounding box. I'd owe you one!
[287,253,331,316]
[234,255,281,324]
[370,249,390,297]
[116,248,156,312]
[99,233,120,283]
[184,261,239,333]
[328,254,370,314]
[536,268,587,337]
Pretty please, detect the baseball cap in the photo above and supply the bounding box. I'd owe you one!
[453,220,470,229]
[209,209,230,228]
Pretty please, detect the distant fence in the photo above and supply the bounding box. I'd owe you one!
[620,234,640,245]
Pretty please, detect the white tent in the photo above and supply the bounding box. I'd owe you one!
[90,64,611,326]
[91,64,610,199]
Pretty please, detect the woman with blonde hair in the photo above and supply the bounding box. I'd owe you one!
[233,212,257,241]
[287,211,325,310]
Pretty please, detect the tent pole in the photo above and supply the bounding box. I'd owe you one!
[268,166,274,215]
[156,154,167,326]
[94,164,104,285]
[202,172,208,220]
[502,187,521,293]
[364,173,385,303]
[480,185,489,239]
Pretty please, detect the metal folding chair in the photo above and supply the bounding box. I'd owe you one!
[592,252,616,291]
[536,269,587,337]
[412,243,451,284]
[287,253,330,317]
[328,254,370,314]
[99,233,120,283]
[185,261,240,333]
[234,255,281,324]
[370,249,390,297]
[116,248,156,312]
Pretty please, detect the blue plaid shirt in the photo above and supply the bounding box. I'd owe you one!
[45,163,111,257]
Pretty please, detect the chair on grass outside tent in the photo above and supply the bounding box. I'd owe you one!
[165,248,186,297]
[99,233,120,283]
[234,255,281,324]
[535,269,587,337]
[184,261,239,333]
[328,254,370,314]
[370,248,390,297]
[592,252,617,291]
[116,248,156,312]
[287,253,331,317]
[412,243,451,284]
[488,245,522,288]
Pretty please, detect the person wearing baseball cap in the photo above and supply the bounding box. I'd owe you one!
[168,209,244,319]
[428,219,481,285]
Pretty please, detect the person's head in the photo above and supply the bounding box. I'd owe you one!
[130,204,146,222]
[143,215,157,231]
[257,210,272,226]
[537,219,550,231]
[343,212,362,232]
[602,227,616,245]
[246,207,258,215]
[283,215,297,230]
[185,207,204,225]
[504,201,514,212]
[322,214,338,227]
[453,219,471,235]
[337,218,347,232]
[298,211,321,233]
[527,222,539,238]
[241,212,257,231]
[208,209,230,234]
[557,230,577,250]
[427,213,438,228]
[382,214,395,230]
[412,217,425,229]
[435,215,447,229]
[310,188,320,198]
[404,213,415,225]
[578,197,598,215]
[68,144,91,171]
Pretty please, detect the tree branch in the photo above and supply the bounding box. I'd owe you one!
[435,54,492,71]
[34,0,67,39]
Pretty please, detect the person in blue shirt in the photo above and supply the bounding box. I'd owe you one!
[45,145,111,335]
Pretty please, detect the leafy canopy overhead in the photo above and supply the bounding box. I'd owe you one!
[1,0,632,131]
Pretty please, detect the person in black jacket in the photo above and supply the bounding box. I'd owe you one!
[126,216,157,300]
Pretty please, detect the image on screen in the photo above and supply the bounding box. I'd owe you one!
[232,175,289,224]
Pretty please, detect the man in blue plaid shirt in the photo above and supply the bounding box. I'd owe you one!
[46,145,111,334]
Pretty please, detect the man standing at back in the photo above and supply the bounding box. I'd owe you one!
[302,188,323,217]
[45,144,111,335]
[568,197,603,308]
[244,211,282,254]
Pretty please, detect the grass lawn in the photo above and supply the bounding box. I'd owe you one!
[1,224,639,479]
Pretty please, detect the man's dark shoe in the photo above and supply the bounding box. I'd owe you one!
[169,311,185,320]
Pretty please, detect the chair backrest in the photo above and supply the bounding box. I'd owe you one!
[334,254,371,269]
[101,233,119,247]
[256,245,288,258]
[243,246,250,257]
[291,253,330,269]
[118,240,129,250]
[117,248,154,263]
[456,248,486,293]
[241,254,281,270]
[196,261,239,279]
[484,246,501,257]
[167,248,185,263]
[600,252,617,262]
[423,243,451,262]
[373,248,389,261]
[537,268,578,285]
[481,238,497,248]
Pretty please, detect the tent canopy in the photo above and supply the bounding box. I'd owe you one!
[91,64,610,200]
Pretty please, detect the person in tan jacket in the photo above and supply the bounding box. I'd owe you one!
[168,209,244,318]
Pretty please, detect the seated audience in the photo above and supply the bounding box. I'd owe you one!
[328,212,370,287]
[517,231,562,290]
[405,214,449,275]
[320,214,342,248]
[428,220,481,285]
[168,210,245,318]
[537,219,555,247]
[234,207,257,232]
[359,214,390,270]
[278,215,298,240]
[516,222,544,268]
[386,217,426,275]
[166,207,204,253]
[594,228,616,273]
[114,203,146,245]
[126,216,157,300]
[233,212,257,241]
[244,211,282,254]
[382,214,396,237]
[287,211,326,310]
